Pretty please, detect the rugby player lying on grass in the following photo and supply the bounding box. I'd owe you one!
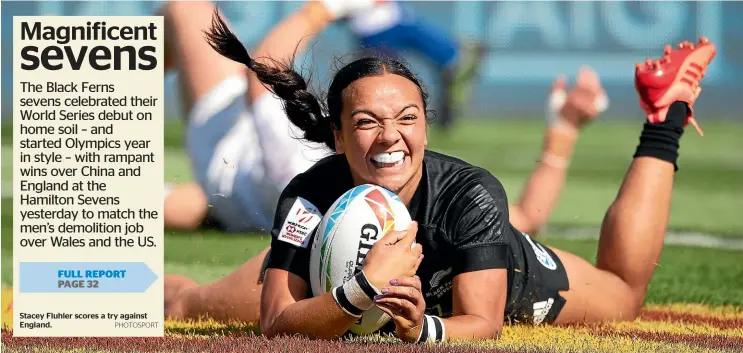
[170,7,717,341]
[191,10,717,342]
[160,0,607,237]
[164,0,612,328]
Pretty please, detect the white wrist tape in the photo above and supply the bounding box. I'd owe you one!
[545,89,567,126]
[545,89,609,125]
[321,0,376,19]
[416,314,446,343]
[331,270,380,318]
[594,93,609,113]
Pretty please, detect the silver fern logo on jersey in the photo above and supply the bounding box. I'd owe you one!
[426,267,453,299]
[429,267,452,288]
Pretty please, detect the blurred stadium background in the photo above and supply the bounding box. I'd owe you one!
[2,1,743,121]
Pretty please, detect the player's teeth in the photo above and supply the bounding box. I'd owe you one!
[371,151,404,164]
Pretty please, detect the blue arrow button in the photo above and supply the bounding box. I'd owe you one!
[19,262,158,293]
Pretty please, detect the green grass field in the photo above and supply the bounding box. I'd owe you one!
[2,119,742,307]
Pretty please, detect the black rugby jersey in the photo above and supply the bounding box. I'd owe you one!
[266,150,533,327]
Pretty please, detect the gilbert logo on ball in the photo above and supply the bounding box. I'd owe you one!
[309,184,412,335]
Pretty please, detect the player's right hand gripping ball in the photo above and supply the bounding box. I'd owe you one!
[634,37,716,135]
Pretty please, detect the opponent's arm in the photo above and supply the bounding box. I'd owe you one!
[247,0,374,103]
[509,67,607,235]
[246,1,331,103]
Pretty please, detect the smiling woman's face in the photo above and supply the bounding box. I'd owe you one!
[333,73,428,199]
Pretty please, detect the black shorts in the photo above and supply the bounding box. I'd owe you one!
[506,233,570,325]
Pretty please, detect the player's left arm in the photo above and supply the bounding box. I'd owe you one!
[441,176,511,341]
[375,174,512,342]
[374,269,506,343]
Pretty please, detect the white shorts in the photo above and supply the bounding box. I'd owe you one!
[186,75,331,233]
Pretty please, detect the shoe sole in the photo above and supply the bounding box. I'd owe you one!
[654,43,716,111]
[643,41,716,135]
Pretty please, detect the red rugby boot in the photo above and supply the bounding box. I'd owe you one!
[634,37,716,135]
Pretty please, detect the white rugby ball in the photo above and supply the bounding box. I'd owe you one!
[309,184,412,335]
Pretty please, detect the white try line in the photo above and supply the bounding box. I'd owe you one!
[543,225,743,251]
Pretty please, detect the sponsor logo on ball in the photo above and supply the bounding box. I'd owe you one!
[354,224,379,275]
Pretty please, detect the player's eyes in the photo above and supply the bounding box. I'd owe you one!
[354,115,416,129]
[355,118,378,128]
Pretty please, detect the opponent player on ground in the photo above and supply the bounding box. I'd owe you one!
[200,13,715,342]
[163,2,611,324]
[346,0,486,130]
[159,0,378,233]
[162,1,606,236]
